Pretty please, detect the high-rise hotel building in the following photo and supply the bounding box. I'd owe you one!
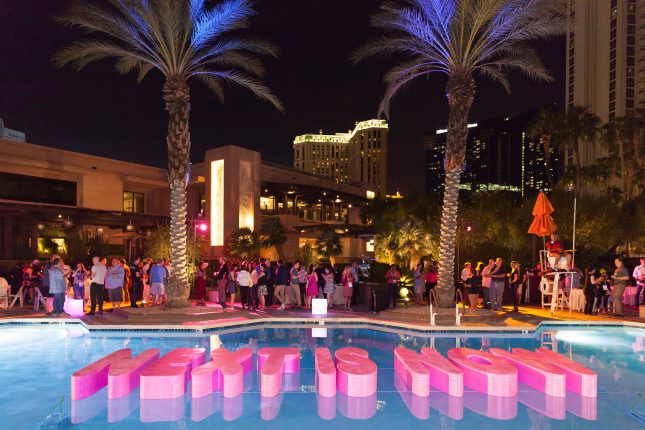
[565,0,642,167]
[293,119,388,195]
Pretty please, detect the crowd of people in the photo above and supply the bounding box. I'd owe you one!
[0,255,174,316]
[1,245,643,318]
[196,258,364,312]
[0,255,367,315]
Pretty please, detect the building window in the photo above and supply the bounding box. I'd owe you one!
[0,172,77,206]
[199,193,206,214]
[123,191,144,213]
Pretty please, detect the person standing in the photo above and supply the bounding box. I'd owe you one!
[583,267,597,315]
[509,261,522,312]
[425,261,438,304]
[106,258,125,311]
[274,260,290,310]
[129,257,143,308]
[149,259,167,306]
[489,258,507,311]
[290,261,303,308]
[215,258,229,309]
[468,263,484,309]
[323,266,335,309]
[481,259,494,309]
[194,261,208,307]
[237,263,253,310]
[341,265,354,311]
[592,268,610,315]
[305,264,318,309]
[228,264,238,308]
[350,261,361,306]
[48,258,68,317]
[633,257,645,306]
[87,256,106,315]
[263,258,274,306]
[413,263,424,305]
[460,262,473,305]
[254,264,267,310]
[298,263,308,306]
[611,257,630,317]
[385,264,401,309]
[72,263,88,300]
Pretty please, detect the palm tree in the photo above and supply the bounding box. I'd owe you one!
[227,227,260,259]
[315,231,343,265]
[528,107,562,189]
[259,217,287,258]
[375,218,437,269]
[353,0,567,307]
[54,0,282,307]
[560,106,600,190]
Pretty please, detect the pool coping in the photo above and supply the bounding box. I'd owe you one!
[1,316,644,336]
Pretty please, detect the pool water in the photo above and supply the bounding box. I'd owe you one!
[1,325,644,429]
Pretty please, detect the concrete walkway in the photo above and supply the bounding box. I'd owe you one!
[1,300,643,330]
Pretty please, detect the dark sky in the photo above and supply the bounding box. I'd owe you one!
[0,0,565,195]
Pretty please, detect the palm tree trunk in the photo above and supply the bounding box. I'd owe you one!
[541,134,555,189]
[436,74,475,308]
[163,76,191,308]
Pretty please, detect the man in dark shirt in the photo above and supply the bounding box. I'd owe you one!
[489,258,507,311]
[129,257,143,308]
[315,264,326,299]
[274,260,291,310]
[215,258,229,309]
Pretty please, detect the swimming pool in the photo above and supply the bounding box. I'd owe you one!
[1,324,643,429]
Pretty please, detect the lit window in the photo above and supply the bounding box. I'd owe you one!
[123,191,144,213]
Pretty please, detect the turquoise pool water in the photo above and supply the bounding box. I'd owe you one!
[0,324,643,429]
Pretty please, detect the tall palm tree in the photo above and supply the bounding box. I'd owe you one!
[561,106,600,190]
[528,107,562,189]
[353,0,567,307]
[54,0,282,307]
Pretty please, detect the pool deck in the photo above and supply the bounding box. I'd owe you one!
[1,300,643,332]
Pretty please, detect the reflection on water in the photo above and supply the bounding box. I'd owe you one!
[2,326,644,429]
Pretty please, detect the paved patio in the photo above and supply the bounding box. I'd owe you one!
[1,300,643,330]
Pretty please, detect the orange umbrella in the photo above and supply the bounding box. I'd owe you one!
[528,192,557,237]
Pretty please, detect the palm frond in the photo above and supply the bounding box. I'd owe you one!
[193,70,284,112]
[56,0,281,111]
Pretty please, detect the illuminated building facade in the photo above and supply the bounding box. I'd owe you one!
[425,112,559,197]
[565,0,642,170]
[293,119,388,195]
[0,118,25,142]
[0,139,372,262]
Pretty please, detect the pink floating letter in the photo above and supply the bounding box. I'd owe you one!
[335,347,377,397]
[529,348,597,397]
[140,348,206,399]
[394,347,463,397]
[257,347,300,397]
[71,348,160,400]
[448,348,518,397]
[315,348,337,397]
[490,348,566,397]
[191,347,253,399]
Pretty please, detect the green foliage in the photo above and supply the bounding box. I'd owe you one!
[259,217,287,248]
[143,224,200,280]
[315,231,343,259]
[65,230,109,265]
[227,227,261,259]
[297,244,317,268]
[375,218,437,269]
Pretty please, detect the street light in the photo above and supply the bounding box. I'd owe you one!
[566,182,577,267]
[456,222,473,280]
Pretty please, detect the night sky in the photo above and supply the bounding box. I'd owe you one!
[0,0,565,195]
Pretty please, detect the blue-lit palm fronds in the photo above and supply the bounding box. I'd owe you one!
[55,0,282,110]
[352,0,568,116]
